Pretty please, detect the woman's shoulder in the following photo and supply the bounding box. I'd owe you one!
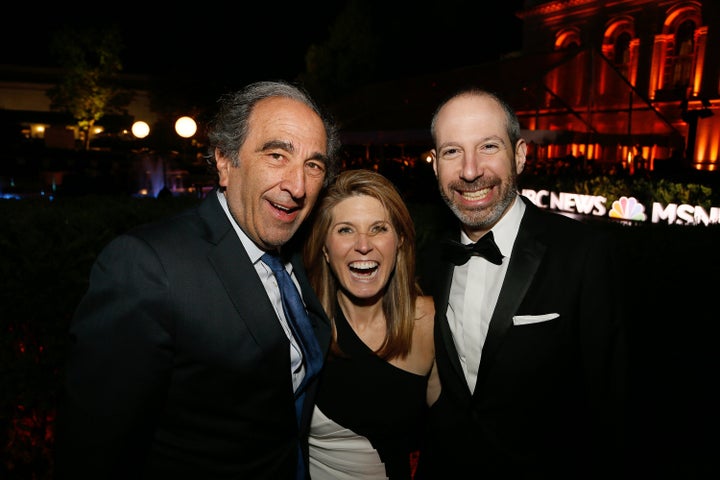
[415,295,435,322]
[410,295,435,375]
[413,296,435,343]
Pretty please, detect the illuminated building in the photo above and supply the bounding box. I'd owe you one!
[516,0,718,172]
[335,0,719,173]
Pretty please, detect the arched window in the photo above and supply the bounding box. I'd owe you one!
[671,19,696,90]
[651,2,704,98]
[602,17,638,87]
[555,28,581,51]
[614,32,632,70]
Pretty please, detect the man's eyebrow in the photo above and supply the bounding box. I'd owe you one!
[439,135,507,149]
[261,139,294,152]
[309,152,329,164]
[477,134,506,144]
[260,139,328,164]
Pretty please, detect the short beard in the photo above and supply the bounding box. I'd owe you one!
[439,172,518,230]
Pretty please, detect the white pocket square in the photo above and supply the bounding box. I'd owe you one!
[512,313,560,325]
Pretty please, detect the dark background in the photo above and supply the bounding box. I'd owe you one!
[2,1,524,88]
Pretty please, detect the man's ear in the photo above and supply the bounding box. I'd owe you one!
[515,139,527,175]
[431,150,439,177]
[216,148,230,187]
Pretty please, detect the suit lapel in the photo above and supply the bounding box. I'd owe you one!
[477,200,547,384]
[430,239,474,397]
[439,268,471,393]
[200,193,286,347]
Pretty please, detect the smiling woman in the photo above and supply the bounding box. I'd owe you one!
[302,168,439,479]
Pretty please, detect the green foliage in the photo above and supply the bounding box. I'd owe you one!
[521,174,716,208]
[643,179,713,208]
[45,25,133,150]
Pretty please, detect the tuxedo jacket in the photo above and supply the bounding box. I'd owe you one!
[55,191,332,479]
[416,196,627,479]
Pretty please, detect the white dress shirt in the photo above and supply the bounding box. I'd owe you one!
[446,196,525,392]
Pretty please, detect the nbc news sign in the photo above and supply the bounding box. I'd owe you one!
[522,189,720,226]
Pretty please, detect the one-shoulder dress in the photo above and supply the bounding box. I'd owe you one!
[308,307,428,479]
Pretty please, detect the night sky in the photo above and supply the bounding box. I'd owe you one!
[3,1,525,88]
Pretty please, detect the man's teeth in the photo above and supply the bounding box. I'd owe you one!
[462,187,491,199]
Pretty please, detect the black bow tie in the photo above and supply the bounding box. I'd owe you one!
[441,231,504,266]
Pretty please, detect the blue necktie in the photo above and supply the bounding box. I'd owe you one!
[261,252,323,400]
[262,252,323,480]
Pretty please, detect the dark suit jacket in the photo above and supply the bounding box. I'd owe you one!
[55,191,332,479]
[416,196,627,479]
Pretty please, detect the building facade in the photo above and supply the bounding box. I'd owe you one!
[515,0,719,172]
[332,0,718,174]
[0,65,157,148]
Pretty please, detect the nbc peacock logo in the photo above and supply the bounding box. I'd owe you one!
[609,196,647,222]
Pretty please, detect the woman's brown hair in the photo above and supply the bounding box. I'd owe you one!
[303,169,421,359]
